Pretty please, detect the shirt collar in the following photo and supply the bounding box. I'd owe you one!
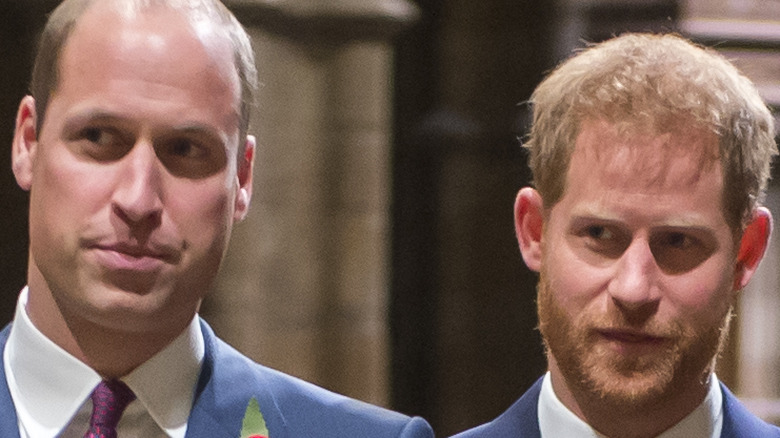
[123,312,204,436]
[4,287,205,438]
[538,371,723,438]
[5,288,100,437]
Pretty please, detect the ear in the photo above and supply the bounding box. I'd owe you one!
[734,206,772,290]
[515,187,545,272]
[233,135,255,222]
[12,96,38,191]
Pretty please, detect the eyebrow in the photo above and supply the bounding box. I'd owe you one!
[61,109,229,145]
[568,209,714,231]
[162,124,229,146]
[61,109,131,131]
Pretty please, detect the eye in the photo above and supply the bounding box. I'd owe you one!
[84,127,104,143]
[81,127,117,146]
[73,127,128,161]
[168,139,204,159]
[587,225,614,241]
[662,232,694,249]
[574,222,629,260]
[652,231,701,253]
[156,136,226,179]
[650,230,715,274]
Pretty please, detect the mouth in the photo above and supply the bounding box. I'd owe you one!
[599,329,665,343]
[595,328,669,353]
[88,242,179,272]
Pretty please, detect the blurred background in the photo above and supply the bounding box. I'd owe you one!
[1,0,780,435]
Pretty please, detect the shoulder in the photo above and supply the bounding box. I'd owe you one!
[0,324,10,346]
[193,321,433,438]
[720,383,780,438]
[0,323,19,434]
[450,377,543,438]
[240,359,432,437]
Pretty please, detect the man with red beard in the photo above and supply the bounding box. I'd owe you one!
[452,33,780,438]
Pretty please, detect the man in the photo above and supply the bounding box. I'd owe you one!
[454,33,780,438]
[3,0,434,437]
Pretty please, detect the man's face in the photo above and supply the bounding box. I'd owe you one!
[537,119,738,408]
[14,6,252,337]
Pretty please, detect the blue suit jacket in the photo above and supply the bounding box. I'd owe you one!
[451,377,780,437]
[0,320,434,438]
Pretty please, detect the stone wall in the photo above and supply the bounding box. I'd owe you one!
[204,0,419,407]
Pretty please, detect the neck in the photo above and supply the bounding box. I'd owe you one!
[548,356,711,438]
[44,312,178,378]
[25,265,188,378]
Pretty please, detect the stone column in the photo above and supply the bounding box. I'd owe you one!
[680,0,780,422]
[204,0,418,406]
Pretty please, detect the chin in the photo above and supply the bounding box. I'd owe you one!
[571,359,678,408]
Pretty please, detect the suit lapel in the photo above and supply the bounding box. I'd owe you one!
[185,320,289,438]
[721,383,745,438]
[457,377,542,438]
[507,377,542,438]
[0,324,21,438]
[719,382,777,438]
[185,407,235,438]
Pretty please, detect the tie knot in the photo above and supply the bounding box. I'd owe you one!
[85,379,136,438]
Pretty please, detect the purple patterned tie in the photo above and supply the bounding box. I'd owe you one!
[84,380,136,438]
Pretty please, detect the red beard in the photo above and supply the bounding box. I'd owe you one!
[536,269,732,409]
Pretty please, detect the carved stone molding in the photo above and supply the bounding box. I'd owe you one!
[226,0,420,42]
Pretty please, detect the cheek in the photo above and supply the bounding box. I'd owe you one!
[657,251,737,334]
[30,154,108,242]
[542,235,608,312]
[664,263,736,319]
[167,181,235,247]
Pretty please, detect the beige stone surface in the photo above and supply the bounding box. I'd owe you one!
[203,1,410,407]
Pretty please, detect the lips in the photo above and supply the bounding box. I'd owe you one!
[598,329,666,344]
[593,328,671,356]
[87,241,180,272]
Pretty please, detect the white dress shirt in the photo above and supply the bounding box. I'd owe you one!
[4,287,205,438]
[538,371,723,438]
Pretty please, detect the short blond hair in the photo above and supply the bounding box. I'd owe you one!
[526,33,776,229]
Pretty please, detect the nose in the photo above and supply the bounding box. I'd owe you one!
[112,141,163,226]
[607,236,660,312]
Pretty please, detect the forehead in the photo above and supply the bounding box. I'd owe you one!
[54,3,241,124]
[549,119,730,232]
[570,119,722,195]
